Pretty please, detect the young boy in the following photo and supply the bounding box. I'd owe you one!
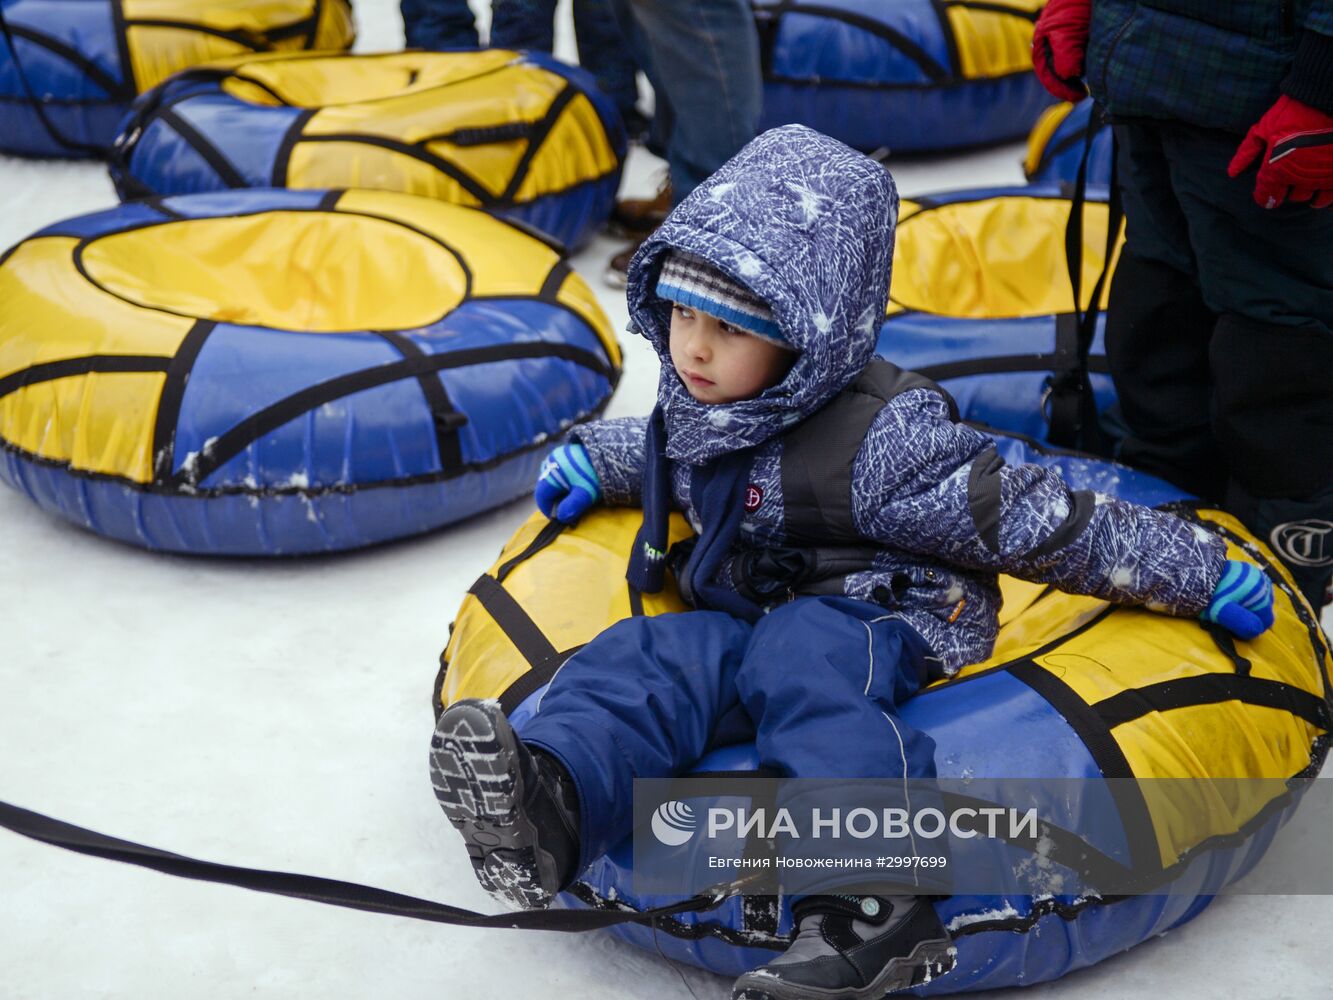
[430,125,1275,999]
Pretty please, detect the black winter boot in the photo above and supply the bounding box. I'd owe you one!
[429,699,581,910]
[733,895,956,1000]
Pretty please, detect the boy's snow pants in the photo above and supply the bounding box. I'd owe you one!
[517,595,939,875]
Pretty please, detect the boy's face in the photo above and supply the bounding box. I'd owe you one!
[667,304,795,405]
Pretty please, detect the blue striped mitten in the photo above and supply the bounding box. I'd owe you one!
[1200,560,1275,640]
[535,443,601,524]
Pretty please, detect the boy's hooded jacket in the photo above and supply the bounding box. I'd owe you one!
[573,125,1225,672]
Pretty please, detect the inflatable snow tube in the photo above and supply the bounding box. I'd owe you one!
[108,49,626,250]
[1024,98,1114,187]
[435,448,1331,991]
[754,0,1058,152]
[0,188,621,554]
[0,0,353,158]
[879,183,1121,442]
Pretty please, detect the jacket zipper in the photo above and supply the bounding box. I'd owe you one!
[1280,0,1295,34]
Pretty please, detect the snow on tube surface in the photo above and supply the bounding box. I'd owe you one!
[0,188,621,555]
[879,182,1122,442]
[108,49,626,250]
[436,449,1332,991]
[754,0,1058,152]
[1024,98,1114,187]
[0,0,353,158]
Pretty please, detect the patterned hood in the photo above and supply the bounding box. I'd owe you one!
[625,125,899,465]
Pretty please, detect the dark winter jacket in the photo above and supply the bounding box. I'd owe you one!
[1088,0,1333,133]
[574,125,1226,673]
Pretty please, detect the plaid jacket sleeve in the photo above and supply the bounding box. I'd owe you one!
[568,416,649,507]
[851,389,1228,616]
[1284,9,1333,113]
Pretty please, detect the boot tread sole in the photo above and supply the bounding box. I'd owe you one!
[429,701,560,910]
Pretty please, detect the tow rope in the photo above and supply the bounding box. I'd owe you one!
[0,799,735,932]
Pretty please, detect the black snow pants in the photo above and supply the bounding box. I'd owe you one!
[1105,120,1333,608]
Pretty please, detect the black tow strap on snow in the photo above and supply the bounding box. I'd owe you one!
[1046,105,1121,453]
[0,800,730,931]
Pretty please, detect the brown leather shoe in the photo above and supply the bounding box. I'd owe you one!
[604,237,645,289]
[611,174,672,237]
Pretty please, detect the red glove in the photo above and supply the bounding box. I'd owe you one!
[1228,95,1333,210]
[1032,0,1092,103]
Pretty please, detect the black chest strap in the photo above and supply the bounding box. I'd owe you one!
[780,359,957,546]
[727,361,957,607]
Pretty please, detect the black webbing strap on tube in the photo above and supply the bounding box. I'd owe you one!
[0,4,114,158]
[105,67,236,197]
[752,0,792,79]
[0,799,730,932]
[1046,105,1121,452]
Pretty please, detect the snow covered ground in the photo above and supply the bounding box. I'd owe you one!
[2,2,1330,997]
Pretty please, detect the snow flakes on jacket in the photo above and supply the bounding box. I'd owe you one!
[573,125,1225,672]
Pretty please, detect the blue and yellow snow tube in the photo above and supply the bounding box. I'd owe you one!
[755,0,1057,152]
[436,438,1331,991]
[0,188,620,554]
[435,174,1330,988]
[108,49,626,249]
[0,0,353,158]
[879,183,1121,442]
[1024,98,1114,186]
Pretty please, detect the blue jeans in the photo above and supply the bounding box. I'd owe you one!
[400,0,478,49]
[607,0,761,203]
[517,597,939,876]
[401,1,641,126]
[491,0,640,125]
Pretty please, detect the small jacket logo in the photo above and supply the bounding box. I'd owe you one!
[1271,520,1333,567]
[744,485,764,512]
[650,801,696,846]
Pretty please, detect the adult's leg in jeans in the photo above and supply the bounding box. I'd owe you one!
[401,0,479,49]
[617,0,761,203]
[489,0,640,130]
[518,610,752,874]
[1104,122,1225,500]
[605,0,670,158]
[489,0,556,50]
[572,0,641,126]
[1162,122,1333,607]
